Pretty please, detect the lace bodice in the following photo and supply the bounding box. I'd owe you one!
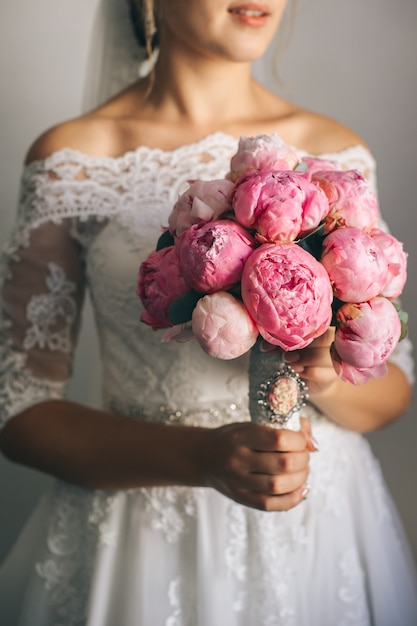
[0,132,414,428]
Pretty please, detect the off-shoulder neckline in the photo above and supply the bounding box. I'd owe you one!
[25,130,375,170]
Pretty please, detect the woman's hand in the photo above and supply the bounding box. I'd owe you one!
[283,328,338,396]
[278,328,411,431]
[202,418,316,511]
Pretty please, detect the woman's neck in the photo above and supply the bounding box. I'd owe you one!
[144,47,264,128]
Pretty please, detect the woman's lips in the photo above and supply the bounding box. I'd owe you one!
[228,4,270,27]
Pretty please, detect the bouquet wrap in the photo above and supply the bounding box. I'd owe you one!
[249,339,308,431]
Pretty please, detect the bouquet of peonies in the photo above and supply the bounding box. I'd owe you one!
[137,134,408,389]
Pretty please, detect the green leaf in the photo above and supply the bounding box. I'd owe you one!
[296,223,326,260]
[168,290,202,325]
[156,230,175,251]
[295,161,308,172]
[392,302,409,341]
[330,297,345,325]
[228,284,242,300]
[398,309,409,341]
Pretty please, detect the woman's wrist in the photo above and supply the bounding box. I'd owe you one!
[163,423,214,489]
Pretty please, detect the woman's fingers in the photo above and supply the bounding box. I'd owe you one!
[250,449,310,474]
[286,347,333,370]
[206,422,315,512]
[248,423,312,453]
[244,467,310,495]
[234,483,310,512]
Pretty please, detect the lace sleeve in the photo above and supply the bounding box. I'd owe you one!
[0,161,87,429]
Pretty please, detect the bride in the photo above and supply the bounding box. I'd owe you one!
[0,1,416,624]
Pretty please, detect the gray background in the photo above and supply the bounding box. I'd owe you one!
[0,0,416,569]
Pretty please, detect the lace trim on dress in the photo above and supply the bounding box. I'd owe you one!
[14,133,378,246]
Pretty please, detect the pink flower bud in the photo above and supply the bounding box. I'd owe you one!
[192,292,258,359]
[229,134,299,181]
[320,227,388,302]
[137,246,190,328]
[331,346,388,385]
[333,297,401,371]
[168,179,235,236]
[176,220,255,293]
[369,228,408,299]
[312,169,378,233]
[241,243,333,350]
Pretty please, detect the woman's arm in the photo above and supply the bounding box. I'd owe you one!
[0,399,314,511]
[311,363,411,432]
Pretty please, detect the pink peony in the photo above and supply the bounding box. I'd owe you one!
[331,297,401,383]
[369,228,408,299]
[330,348,388,385]
[312,169,378,233]
[229,134,299,182]
[301,156,340,175]
[233,170,328,243]
[175,220,255,293]
[192,291,259,359]
[320,227,388,303]
[241,243,333,350]
[297,175,330,236]
[168,179,235,236]
[137,246,190,328]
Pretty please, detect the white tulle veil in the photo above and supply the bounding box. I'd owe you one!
[82,0,156,112]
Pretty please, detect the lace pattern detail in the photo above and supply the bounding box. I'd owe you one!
[0,305,67,426]
[166,577,197,626]
[141,487,200,544]
[225,502,306,626]
[0,350,66,426]
[34,482,201,623]
[35,484,106,626]
[18,133,240,232]
[337,549,370,626]
[23,263,77,353]
[0,246,78,427]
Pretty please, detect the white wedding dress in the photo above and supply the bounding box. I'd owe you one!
[0,132,416,626]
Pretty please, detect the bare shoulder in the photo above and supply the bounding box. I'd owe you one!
[25,116,120,164]
[25,84,145,164]
[287,108,369,155]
